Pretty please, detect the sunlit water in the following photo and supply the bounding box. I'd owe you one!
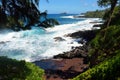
[0,14,101,62]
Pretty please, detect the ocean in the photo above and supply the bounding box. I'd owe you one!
[0,14,101,62]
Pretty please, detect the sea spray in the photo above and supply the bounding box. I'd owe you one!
[0,14,101,62]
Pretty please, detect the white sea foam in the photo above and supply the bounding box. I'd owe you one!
[61,15,74,19]
[0,18,101,62]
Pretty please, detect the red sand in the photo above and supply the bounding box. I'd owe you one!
[44,58,88,80]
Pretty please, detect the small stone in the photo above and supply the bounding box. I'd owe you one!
[54,37,65,41]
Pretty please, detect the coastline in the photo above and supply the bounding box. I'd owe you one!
[0,18,102,62]
[33,23,101,80]
[0,17,102,80]
[1,0,119,79]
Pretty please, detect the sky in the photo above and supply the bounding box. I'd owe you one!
[39,0,105,14]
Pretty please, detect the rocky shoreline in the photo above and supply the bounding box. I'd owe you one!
[34,46,89,80]
[34,57,89,80]
[33,26,100,80]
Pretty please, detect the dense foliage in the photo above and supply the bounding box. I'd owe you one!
[72,13,120,79]
[0,0,59,31]
[72,24,120,80]
[102,6,120,27]
[83,10,105,18]
[73,52,120,80]
[109,6,120,25]
[72,0,120,79]
[98,0,119,27]
[90,25,120,66]
[0,0,120,80]
[0,57,44,80]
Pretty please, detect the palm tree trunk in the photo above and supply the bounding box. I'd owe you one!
[106,0,117,27]
[103,0,118,41]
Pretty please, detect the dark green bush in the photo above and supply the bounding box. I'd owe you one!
[84,10,105,18]
[89,25,120,66]
[0,57,44,80]
[103,6,120,26]
[73,25,120,80]
[73,52,120,80]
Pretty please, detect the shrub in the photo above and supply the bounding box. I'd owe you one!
[89,25,120,66]
[0,57,44,80]
[73,52,120,80]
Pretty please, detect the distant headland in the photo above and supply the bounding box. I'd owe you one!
[60,12,67,14]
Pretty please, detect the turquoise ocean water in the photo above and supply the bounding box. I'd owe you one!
[0,14,101,62]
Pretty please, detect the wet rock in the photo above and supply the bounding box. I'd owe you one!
[65,30,98,42]
[74,38,86,44]
[0,41,10,44]
[54,37,65,41]
[0,41,5,44]
[93,24,102,27]
[54,45,89,59]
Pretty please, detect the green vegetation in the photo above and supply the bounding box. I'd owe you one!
[72,0,120,80]
[109,6,120,25]
[0,0,59,31]
[84,10,105,18]
[0,0,120,80]
[90,25,120,66]
[0,57,44,80]
[72,25,120,80]
[73,52,120,80]
[98,0,118,27]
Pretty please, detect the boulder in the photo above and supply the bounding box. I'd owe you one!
[54,37,65,41]
[65,30,98,42]
[0,41,10,44]
[54,45,89,59]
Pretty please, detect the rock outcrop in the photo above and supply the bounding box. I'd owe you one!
[65,30,98,42]
[54,45,89,59]
[54,37,65,41]
[34,29,98,80]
